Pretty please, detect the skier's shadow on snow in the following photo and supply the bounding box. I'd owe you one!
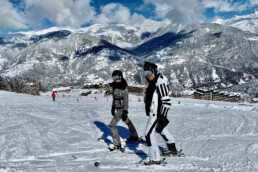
[94,121,147,159]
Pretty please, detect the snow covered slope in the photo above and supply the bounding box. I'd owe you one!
[0,90,257,171]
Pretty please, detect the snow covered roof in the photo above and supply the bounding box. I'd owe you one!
[26,82,34,86]
[53,87,71,91]
[181,90,195,95]
[253,98,258,101]
[196,89,212,93]
[194,91,204,95]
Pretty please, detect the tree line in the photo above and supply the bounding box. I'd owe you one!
[0,75,47,95]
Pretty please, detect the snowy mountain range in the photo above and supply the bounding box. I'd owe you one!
[0,11,258,90]
[213,8,258,34]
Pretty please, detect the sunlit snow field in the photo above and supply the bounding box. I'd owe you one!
[0,89,257,171]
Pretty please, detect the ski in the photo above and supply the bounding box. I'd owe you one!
[137,158,167,166]
[108,145,147,155]
[123,149,147,155]
[112,149,147,155]
[98,137,147,155]
[99,136,146,143]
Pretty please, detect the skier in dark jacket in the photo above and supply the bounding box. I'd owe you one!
[143,62,178,165]
[109,70,138,151]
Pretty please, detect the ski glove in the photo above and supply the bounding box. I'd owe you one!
[122,110,128,121]
[111,106,115,116]
[156,116,169,133]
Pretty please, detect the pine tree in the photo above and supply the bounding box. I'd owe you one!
[0,75,10,91]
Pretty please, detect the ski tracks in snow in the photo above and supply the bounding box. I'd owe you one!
[170,98,258,171]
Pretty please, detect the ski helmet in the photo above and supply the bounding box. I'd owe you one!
[112,70,123,80]
[143,61,157,75]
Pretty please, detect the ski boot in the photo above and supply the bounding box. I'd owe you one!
[162,143,178,156]
[109,144,125,152]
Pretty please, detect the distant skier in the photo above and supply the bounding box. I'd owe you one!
[143,62,178,165]
[109,70,138,151]
[51,92,56,101]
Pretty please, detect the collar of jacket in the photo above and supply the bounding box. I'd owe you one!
[110,78,128,90]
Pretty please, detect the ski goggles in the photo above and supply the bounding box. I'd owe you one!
[144,69,154,76]
[112,75,122,80]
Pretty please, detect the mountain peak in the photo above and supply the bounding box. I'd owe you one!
[251,8,258,14]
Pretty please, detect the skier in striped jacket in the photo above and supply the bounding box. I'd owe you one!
[143,61,178,165]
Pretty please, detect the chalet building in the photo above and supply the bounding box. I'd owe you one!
[193,89,213,100]
[212,90,222,101]
[193,89,241,102]
[251,98,258,103]
[192,90,204,99]
[128,86,146,94]
[227,93,240,102]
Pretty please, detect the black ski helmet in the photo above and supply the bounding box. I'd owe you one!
[112,70,123,79]
[144,61,158,75]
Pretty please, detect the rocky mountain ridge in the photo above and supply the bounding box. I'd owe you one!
[213,8,258,34]
[0,13,258,91]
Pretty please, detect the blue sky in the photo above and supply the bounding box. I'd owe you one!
[0,0,258,35]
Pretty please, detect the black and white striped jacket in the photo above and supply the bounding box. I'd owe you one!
[145,74,171,118]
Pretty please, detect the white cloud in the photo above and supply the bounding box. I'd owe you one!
[0,0,27,29]
[24,0,95,27]
[201,0,250,13]
[2,0,257,32]
[144,0,204,26]
[211,16,226,25]
[0,0,158,31]
[144,0,257,27]
[93,3,148,26]
[250,0,258,5]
